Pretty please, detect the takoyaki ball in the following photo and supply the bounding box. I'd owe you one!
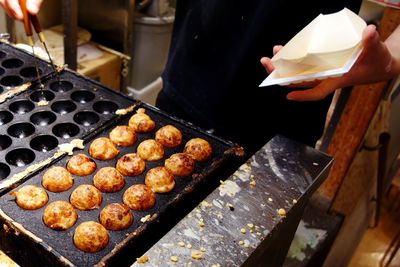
[145,166,175,193]
[165,153,195,176]
[99,203,133,231]
[70,184,102,210]
[93,167,125,193]
[73,221,109,253]
[122,184,156,211]
[89,137,119,161]
[42,200,77,230]
[10,185,48,210]
[116,153,145,176]
[128,108,155,133]
[155,125,182,148]
[137,139,164,161]
[183,138,212,161]
[109,125,137,147]
[66,154,96,176]
[42,166,73,193]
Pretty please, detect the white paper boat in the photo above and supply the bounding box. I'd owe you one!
[259,8,366,87]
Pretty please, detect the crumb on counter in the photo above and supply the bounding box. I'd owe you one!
[186,243,192,249]
[177,241,185,247]
[136,255,149,263]
[170,256,178,262]
[277,208,287,217]
[191,250,204,260]
[268,198,273,202]
[240,228,246,234]
[249,181,256,186]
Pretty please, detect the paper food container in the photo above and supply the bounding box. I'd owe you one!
[260,8,367,87]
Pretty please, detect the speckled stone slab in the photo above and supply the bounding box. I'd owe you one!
[132,135,333,267]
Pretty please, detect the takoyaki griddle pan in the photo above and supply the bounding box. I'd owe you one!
[0,102,244,267]
[0,68,138,193]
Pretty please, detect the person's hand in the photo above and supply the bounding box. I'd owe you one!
[260,24,399,101]
[0,0,43,20]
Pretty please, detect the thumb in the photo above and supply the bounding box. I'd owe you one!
[26,0,42,15]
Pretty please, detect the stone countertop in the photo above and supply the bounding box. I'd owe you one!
[132,135,333,267]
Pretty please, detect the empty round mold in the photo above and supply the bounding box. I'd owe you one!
[30,90,55,102]
[73,111,99,126]
[71,90,95,103]
[0,163,10,180]
[0,51,6,59]
[20,66,42,78]
[50,80,73,92]
[1,75,23,87]
[51,100,77,114]
[93,101,119,115]
[6,148,35,167]
[52,123,80,139]
[9,100,35,114]
[0,135,12,151]
[30,111,57,126]
[0,67,5,75]
[30,135,58,152]
[0,86,3,94]
[0,110,13,125]
[2,58,23,68]
[7,123,35,138]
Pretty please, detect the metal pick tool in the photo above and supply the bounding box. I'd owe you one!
[19,0,60,88]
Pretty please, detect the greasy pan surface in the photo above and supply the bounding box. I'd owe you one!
[0,103,237,266]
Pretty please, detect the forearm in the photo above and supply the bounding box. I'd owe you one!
[385,25,400,78]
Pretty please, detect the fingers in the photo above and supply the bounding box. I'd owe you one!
[26,0,42,15]
[286,78,341,101]
[1,0,24,20]
[260,57,275,73]
[273,45,283,55]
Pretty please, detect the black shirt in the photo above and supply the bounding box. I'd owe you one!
[159,0,362,156]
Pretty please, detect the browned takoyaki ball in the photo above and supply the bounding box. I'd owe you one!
[128,108,155,133]
[155,125,182,148]
[93,167,125,193]
[73,221,109,253]
[70,184,102,210]
[183,138,212,161]
[137,139,164,161]
[66,154,96,176]
[165,153,195,176]
[109,125,137,147]
[116,153,146,176]
[99,203,133,231]
[42,200,77,230]
[145,166,175,193]
[42,166,74,193]
[89,137,119,160]
[122,184,156,211]
[10,185,48,210]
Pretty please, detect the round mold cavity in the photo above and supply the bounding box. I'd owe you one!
[70,90,95,103]
[73,111,100,126]
[2,58,23,69]
[30,135,58,152]
[1,75,23,87]
[7,122,35,138]
[30,90,55,102]
[0,67,5,75]
[0,135,12,151]
[0,51,6,59]
[6,148,35,167]
[0,110,13,125]
[52,123,80,139]
[0,163,10,180]
[0,86,3,94]
[51,100,77,114]
[93,100,119,115]
[50,80,73,92]
[30,111,57,126]
[20,66,42,78]
[9,100,35,114]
